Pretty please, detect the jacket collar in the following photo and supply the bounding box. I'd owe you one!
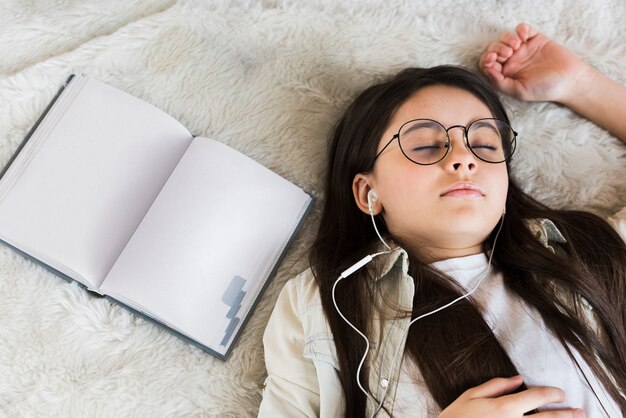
[366,240,408,283]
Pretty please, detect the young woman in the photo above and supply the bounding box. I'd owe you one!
[258,23,626,418]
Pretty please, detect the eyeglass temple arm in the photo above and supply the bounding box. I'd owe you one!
[374,135,398,160]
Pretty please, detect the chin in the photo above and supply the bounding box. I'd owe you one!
[447,203,502,222]
[436,216,498,239]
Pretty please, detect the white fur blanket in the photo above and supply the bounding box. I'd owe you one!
[0,1,624,416]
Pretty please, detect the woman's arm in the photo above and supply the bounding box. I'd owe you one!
[479,23,626,144]
[258,279,321,418]
[560,68,626,145]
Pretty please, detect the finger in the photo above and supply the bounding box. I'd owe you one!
[481,61,503,83]
[516,22,538,42]
[500,386,566,413]
[483,65,527,99]
[485,41,509,55]
[499,32,522,50]
[486,42,514,63]
[479,51,498,69]
[465,375,524,399]
[482,65,517,95]
[534,408,587,418]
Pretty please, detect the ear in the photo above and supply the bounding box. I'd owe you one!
[352,173,381,215]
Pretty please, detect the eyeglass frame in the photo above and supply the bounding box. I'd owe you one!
[373,117,518,166]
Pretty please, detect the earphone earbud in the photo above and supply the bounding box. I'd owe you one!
[367,190,378,214]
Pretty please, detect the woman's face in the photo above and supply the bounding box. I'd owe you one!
[353,84,509,262]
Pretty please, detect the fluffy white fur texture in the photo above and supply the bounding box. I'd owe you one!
[0,0,624,416]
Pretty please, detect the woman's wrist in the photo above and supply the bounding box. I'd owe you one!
[557,65,600,109]
[557,66,626,144]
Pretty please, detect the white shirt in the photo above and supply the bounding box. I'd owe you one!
[393,253,622,418]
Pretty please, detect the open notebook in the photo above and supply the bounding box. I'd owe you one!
[0,75,312,359]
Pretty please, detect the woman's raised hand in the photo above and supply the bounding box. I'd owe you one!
[438,375,586,418]
[479,23,592,104]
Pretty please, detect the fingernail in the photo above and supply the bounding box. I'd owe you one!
[577,409,586,418]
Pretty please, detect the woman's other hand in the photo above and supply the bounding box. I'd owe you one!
[438,375,586,418]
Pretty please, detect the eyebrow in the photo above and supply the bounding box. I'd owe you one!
[401,120,441,136]
[470,120,499,133]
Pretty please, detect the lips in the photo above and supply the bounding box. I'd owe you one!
[440,182,484,197]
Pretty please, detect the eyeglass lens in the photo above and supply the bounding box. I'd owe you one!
[398,119,515,164]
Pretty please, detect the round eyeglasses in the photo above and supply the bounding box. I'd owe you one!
[374,118,517,165]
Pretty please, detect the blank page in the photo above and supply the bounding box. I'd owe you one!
[100,138,311,356]
[0,76,193,288]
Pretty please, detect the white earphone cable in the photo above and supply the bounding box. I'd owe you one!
[370,209,391,251]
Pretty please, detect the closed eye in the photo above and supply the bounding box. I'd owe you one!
[471,144,498,150]
[412,144,443,151]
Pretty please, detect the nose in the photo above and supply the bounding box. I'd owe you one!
[444,126,477,172]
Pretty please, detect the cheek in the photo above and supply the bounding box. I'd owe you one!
[491,167,509,206]
[377,169,438,217]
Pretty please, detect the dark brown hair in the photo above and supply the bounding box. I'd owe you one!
[310,66,626,417]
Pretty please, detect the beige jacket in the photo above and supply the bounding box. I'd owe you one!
[258,214,626,417]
